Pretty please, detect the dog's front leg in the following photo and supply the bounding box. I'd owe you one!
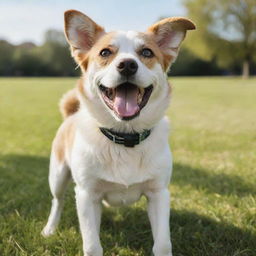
[146,188,172,256]
[75,186,103,256]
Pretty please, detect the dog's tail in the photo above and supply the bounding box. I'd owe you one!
[59,89,80,119]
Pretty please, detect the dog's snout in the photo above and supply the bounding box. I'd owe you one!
[117,59,138,76]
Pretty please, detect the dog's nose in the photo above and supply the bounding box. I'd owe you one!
[117,59,138,76]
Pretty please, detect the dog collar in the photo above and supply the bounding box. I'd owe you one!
[99,127,151,147]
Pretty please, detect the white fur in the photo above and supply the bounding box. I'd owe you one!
[42,27,173,256]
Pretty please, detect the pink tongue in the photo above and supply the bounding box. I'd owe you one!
[113,85,139,117]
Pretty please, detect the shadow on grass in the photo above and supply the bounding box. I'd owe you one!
[101,207,256,256]
[0,153,50,216]
[0,154,255,256]
[170,209,256,256]
[173,162,256,196]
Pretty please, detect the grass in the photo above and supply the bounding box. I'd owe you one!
[0,77,255,256]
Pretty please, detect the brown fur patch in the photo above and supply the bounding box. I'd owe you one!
[59,88,80,119]
[64,10,105,66]
[148,17,196,34]
[53,117,76,163]
[162,54,174,71]
[136,37,160,69]
[86,32,118,69]
[147,17,195,70]
[137,33,172,71]
[75,53,89,69]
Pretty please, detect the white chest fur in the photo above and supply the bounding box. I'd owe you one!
[70,117,172,205]
[95,180,144,206]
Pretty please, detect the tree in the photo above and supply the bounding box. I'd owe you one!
[0,30,79,76]
[170,48,223,76]
[37,29,79,76]
[0,40,15,75]
[184,0,256,78]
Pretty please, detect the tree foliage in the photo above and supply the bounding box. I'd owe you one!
[170,48,223,76]
[184,0,256,77]
[0,30,79,76]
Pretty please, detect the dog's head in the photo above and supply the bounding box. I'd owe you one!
[64,10,195,129]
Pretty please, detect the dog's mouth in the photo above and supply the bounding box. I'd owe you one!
[99,82,153,120]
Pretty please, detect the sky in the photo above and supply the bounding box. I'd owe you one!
[0,0,186,45]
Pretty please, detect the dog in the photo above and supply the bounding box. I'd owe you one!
[42,10,195,256]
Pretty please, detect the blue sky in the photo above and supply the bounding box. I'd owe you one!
[0,0,186,45]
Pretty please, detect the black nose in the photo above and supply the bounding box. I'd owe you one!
[117,59,138,76]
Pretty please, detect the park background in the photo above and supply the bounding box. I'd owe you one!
[0,0,255,256]
[0,0,255,77]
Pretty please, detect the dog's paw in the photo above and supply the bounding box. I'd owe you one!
[152,253,173,256]
[153,243,173,256]
[41,226,56,237]
[83,246,103,256]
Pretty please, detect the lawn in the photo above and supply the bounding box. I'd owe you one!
[0,77,255,256]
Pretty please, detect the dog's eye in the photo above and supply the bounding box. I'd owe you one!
[141,48,154,58]
[100,48,112,57]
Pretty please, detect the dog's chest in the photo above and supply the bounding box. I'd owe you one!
[95,145,155,186]
[71,121,172,193]
[96,180,145,206]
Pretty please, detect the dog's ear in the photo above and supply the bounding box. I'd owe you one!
[147,17,195,69]
[64,10,105,61]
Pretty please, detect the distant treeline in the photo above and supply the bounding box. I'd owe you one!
[0,29,250,77]
[0,30,79,77]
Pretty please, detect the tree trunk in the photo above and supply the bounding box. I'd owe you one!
[242,59,250,79]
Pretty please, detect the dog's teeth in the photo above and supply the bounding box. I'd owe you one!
[137,93,143,103]
[137,88,144,103]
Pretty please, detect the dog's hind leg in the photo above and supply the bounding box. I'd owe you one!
[42,154,71,237]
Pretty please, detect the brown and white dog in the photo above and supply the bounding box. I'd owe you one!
[42,10,195,256]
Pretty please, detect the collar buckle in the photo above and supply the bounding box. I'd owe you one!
[123,134,139,147]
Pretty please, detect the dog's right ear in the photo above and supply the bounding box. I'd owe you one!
[64,10,105,62]
[147,17,195,70]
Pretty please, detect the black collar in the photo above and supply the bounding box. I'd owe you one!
[99,127,151,147]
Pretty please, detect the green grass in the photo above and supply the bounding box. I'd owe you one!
[0,77,255,256]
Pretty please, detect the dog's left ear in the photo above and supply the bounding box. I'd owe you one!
[147,17,196,69]
[64,10,105,63]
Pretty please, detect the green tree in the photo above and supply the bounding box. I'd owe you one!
[170,48,223,76]
[184,0,256,78]
[38,29,79,76]
[13,42,43,76]
[0,40,15,75]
